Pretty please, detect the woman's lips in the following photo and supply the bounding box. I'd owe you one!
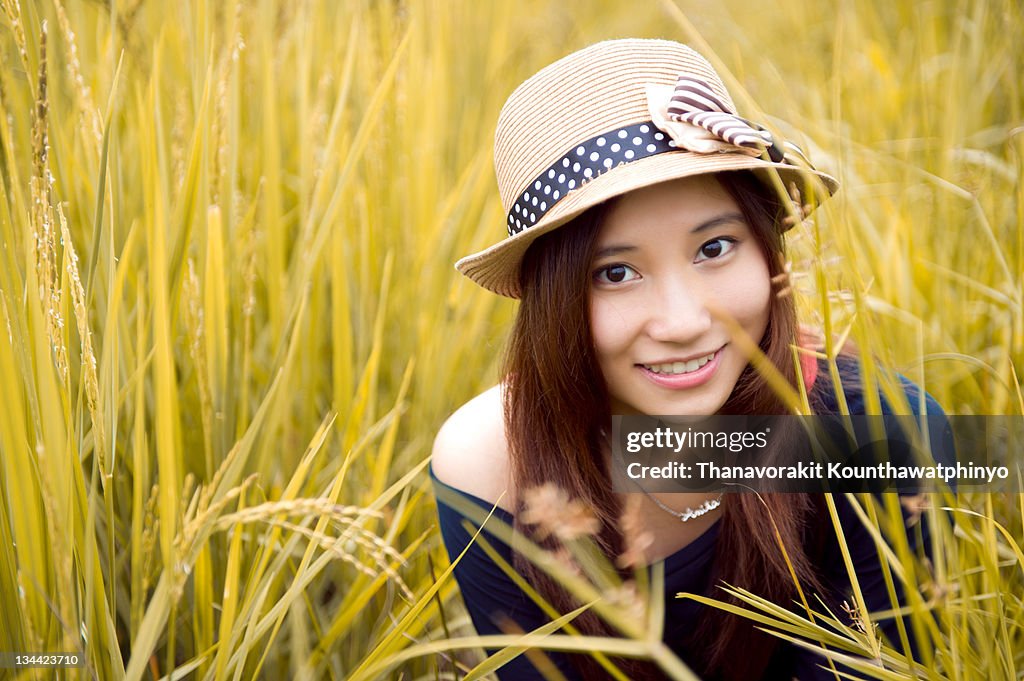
[637,347,723,390]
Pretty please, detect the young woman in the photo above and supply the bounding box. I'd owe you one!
[432,39,953,680]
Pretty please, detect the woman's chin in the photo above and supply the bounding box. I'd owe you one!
[610,391,729,418]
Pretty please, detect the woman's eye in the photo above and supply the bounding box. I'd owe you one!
[593,264,639,285]
[695,237,737,262]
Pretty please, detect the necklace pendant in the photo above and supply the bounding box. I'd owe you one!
[641,489,724,523]
[677,497,720,522]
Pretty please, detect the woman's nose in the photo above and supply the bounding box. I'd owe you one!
[644,277,713,344]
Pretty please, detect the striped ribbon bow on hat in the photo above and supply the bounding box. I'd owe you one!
[647,75,785,162]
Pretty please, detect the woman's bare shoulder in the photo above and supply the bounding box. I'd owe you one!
[431,384,515,511]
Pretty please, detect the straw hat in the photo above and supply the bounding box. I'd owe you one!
[455,39,839,298]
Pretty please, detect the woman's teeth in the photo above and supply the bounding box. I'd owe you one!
[643,352,716,375]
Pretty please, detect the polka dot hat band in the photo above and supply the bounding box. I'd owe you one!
[455,39,839,298]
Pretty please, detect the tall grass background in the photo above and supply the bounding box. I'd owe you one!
[0,0,1020,679]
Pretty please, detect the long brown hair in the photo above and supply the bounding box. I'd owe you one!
[503,171,830,680]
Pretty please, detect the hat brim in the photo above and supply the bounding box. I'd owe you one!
[456,150,838,298]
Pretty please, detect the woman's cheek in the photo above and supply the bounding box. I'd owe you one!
[589,296,633,356]
[725,258,771,336]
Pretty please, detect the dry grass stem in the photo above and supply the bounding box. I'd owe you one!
[617,494,654,569]
[521,483,601,542]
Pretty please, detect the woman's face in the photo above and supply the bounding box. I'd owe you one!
[589,174,772,416]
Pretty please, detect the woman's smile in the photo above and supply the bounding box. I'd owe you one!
[637,345,724,388]
[589,174,772,417]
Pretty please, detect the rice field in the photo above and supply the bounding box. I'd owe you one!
[0,0,1021,679]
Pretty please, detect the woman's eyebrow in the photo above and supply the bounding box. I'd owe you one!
[593,212,747,259]
[593,244,637,259]
[690,211,746,234]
